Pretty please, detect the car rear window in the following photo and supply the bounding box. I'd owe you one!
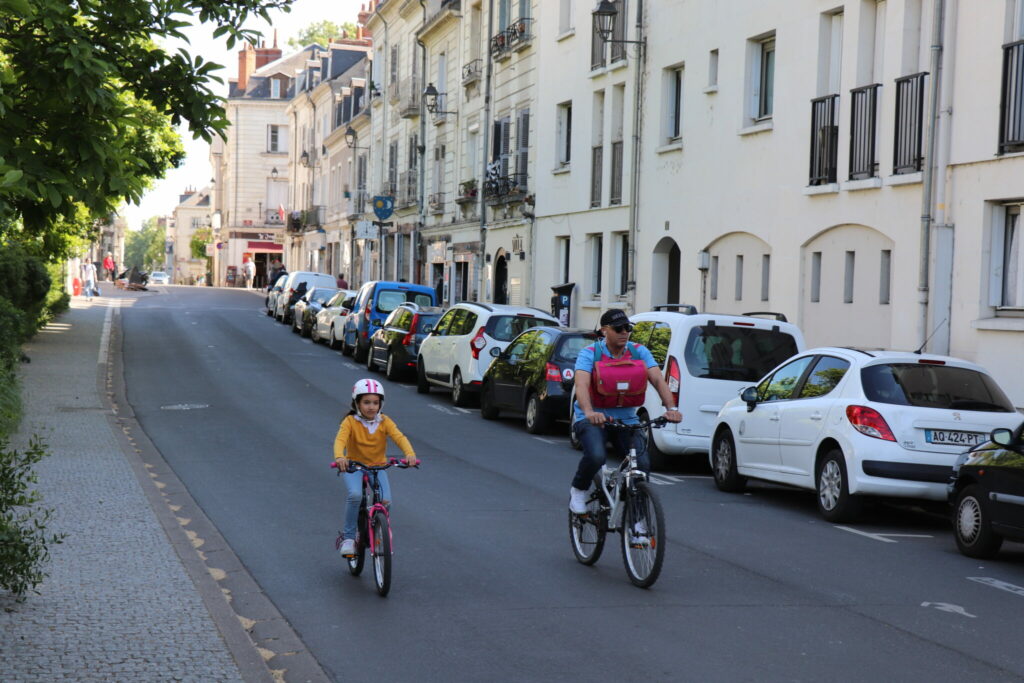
[311,289,337,304]
[376,289,433,313]
[554,335,598,362]
[416,314,441,333]
[683,325,799,382]
[861,363,1016,412]
[485,315,554,341]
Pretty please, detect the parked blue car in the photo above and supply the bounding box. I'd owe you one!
[341,280,437,362]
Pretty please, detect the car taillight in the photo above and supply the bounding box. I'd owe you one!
[470,326,487,359]
[846,405,896,442]
[666,355,681,406]
[402,315,419,346]
[545,363,561,382]
[363,301,371,321]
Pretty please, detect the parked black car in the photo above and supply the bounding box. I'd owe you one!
[479,327,598,434]
[293,287,339,337]
[366,303,444,380]
[949,422,1024,558]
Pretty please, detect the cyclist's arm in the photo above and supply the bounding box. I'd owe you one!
[333,417,352,467]
[384,418,417,464]
[574,369,607,425]
[645,366,682,423]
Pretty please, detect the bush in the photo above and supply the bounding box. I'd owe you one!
[0,244,51,341]
[0,437,64,601]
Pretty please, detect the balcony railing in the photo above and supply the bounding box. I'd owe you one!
[609,140,624,205]
[455,180,478,204]
[483,172,526,202]
[264,209,285,226]
[380,181,396,198]
[999,39,1024,154]
[809,94,839,186]
[428,192,445,213]
[590,145,603,208]
[462,59,482,86]
[397,171,417,208]
[894,72,927,174]
[490,17,533,60]
[399,74,421,118]
[849,84,881,180]
[347,190,367,218]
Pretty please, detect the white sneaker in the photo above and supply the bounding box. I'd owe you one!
[630,519,649,545]
[569,487,589,515]
[339,538,356,557]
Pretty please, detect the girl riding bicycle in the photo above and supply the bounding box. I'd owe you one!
[333,378,417,557]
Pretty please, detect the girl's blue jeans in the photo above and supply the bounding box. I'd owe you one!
[342,469,390,540]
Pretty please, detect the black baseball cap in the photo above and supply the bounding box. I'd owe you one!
[599,308,631,327]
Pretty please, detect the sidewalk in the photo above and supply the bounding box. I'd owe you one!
[0,286,248,681]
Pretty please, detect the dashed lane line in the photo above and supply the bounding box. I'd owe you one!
[968,577,1024,599]
[834,526,933,543]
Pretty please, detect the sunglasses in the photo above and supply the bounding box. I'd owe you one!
[610,323,634,333]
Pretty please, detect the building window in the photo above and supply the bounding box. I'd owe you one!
[557,102,572,167]
[588,233,604,297]
[557,236,571,283]
[992,204,1023,308]
[844,251,855,303]
[749,34,776,121]
[761,254,770,301]
[515,108,530,190]
[614,232,629,295]
[708,49,719,88]
[665,65,683,142]
[734,254,744,300]
[559,0,574,34]
[879,249,891,305]
[810,251,822,302]
[271,79,281,99]
[267,124,287,153]
[710,255,719,300]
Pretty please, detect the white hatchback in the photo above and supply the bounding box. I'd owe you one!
[416,303,559,406]
[313,289,356,348]
[711,347,1023,521]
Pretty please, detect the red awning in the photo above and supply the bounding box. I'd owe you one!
[247,241,283,251]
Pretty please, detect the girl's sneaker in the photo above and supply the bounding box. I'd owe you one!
[339,538,356,557]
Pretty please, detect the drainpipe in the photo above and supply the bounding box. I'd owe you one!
[374,3,389,282]
[917,0,945,351]
[930,0,957,355]
[477,0,495,303]
[626,0,647,315]
[418,0,428,284]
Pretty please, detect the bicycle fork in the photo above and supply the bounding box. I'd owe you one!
[365,503,393,557]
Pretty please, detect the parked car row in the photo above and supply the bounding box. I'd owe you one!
[263,287,1024,558]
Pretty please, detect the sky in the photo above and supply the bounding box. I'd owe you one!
[122,0,363,230]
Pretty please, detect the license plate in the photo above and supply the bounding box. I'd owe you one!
[925,429,986,446]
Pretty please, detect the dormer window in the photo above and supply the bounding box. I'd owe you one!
[271,79,281,98]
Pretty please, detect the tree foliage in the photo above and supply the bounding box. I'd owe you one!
[123,217,166,271]
[190,226,212,259]
[287,20,358,49]
[0,0,295,258]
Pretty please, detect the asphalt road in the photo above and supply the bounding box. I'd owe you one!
[121,286,1024,682]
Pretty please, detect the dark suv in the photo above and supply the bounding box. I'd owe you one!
[366,303,445,380]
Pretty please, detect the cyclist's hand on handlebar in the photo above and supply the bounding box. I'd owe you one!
[664,409,682,423]
[334,457,349,471]
[404,454,418,467]
[585,410,608,426]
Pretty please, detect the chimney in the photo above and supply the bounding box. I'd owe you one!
[254,30,283,70]
[237,43,256,91]
[179,186,196,205]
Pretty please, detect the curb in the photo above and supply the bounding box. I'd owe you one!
[102,300,331,683]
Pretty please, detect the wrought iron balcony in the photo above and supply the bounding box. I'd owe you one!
[849,84,881,180]
[428,192,445,214]
[894,72,927,174]
[399,74,421,118]
[483,172,527,204]
[347,190,367,219]
[397,171,417,209]
[455,180,478,204]
[809,94,839,186]
[999,40,1024,154]
[490,17,533,60]
[462,59,482,86]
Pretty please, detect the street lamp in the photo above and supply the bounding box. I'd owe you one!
[423,82,456,116]
[345,126,368,150]
[593,0,618,41]
[300,150,310,167]
[271,167,279,179]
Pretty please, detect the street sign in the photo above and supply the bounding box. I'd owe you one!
[355,220,375,240]
[205,244,214,256]
[372,195,394,221]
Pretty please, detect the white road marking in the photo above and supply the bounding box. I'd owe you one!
[532,437,557,445]
[834,526,933,543]
[920,602,977,618]
[648,473,683,485]
[968,577,1024,599]
[98,304,113,366]
[428,404,460,416]
[455,407,473,414]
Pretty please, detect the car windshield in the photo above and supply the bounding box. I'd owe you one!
[554,335,597,362]
[486,315,555,341]
[861,363,1016,412]
[311,289,338,304]
[683,325,799,382]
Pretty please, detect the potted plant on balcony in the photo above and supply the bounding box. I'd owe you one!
[457,178,477,203]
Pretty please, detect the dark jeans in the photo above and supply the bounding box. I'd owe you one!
[571,420,649,491]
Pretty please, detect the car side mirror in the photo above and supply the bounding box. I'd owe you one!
[421,324,434,335]
[741,386,758,412]
[992,427,1015,447]
[490,346,501,358]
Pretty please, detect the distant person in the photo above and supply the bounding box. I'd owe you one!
[268,260,285,290]
[243,258,256,290]
[102,252,115,281]
[336,273,349,289]
[80,260,98,301]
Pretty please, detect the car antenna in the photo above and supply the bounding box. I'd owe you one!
[913,318,947,355]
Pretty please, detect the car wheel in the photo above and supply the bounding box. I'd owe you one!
[953,485,1003,558]
[451,369,472,407]
[310,322,320,343]
[265,303,273,316]
[328,326,341,350]
[385,352,402,381]
[479,381,499,419]
[815,448,861,523]
[640,409,669,470]
[524,393,550,434]
[416,360,430,394]
[291,315,301,334]
[353,340,368,363]
[340,332,354,356]
[365,345,376,371]
[711,430,746,492]
[568,392,582,450]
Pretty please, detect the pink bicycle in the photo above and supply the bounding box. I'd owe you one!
[331,459,419,596]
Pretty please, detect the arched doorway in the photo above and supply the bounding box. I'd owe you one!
[494,251,509,304]
[651,237,681,307]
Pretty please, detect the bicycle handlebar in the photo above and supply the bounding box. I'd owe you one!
[604,416,670,430]
[330,458,421,473]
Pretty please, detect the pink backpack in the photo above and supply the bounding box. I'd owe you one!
[589,343,648,408]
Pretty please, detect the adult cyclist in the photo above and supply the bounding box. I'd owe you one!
[569,308,682,514]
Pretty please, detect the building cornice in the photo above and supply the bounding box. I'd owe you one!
[417,2,461,43]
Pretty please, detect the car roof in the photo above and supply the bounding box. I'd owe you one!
[630,310,801,332]
[798,346,990,372]
[455,301,557,317]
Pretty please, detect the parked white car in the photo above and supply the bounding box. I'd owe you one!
[711,347,1024,521]
[573,307,805,467]
[417,303,559,406]
[273,271,337,323]
[313,289,356,348]
[149,271,169,285]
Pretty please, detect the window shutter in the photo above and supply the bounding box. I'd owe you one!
[500,117,511,176]
[516,109,530,188]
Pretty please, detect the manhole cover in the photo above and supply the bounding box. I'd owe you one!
[160,403,209,411]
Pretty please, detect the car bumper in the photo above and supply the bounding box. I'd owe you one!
[654,428,713,456]
[847,440,959,501]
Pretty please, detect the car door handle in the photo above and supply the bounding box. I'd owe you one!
[769,414,780,422]
[810,412,823,421]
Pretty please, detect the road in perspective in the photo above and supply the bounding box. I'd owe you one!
[111,286,1024,681]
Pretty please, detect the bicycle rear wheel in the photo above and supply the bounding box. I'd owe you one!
[620,480,665,588]
[569,487,607,565]
[371,510,392,596]
[347,507,367,576]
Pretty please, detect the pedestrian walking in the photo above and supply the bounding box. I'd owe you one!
[336,273,349,289]
[81,260,98,300]
[102,252,115,281]
[243,258,256,290]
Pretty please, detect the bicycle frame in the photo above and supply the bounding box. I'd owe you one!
[359,469,392,557]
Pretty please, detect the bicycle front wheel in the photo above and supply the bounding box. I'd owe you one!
[620,481,666,588]
[348,507,367,576]
[569,487,607,565]
[371,510,392,597]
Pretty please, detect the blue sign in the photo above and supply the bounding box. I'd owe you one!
[372,195,394,221]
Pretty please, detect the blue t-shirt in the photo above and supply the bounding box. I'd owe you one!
[573,340,657,424]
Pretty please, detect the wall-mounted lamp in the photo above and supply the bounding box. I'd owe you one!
[271,167,279,179]
[697,250,711,271]
[423,82,456,116]
[345,126,368,150]
[300,150,310,167]
[592,0,645,46]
